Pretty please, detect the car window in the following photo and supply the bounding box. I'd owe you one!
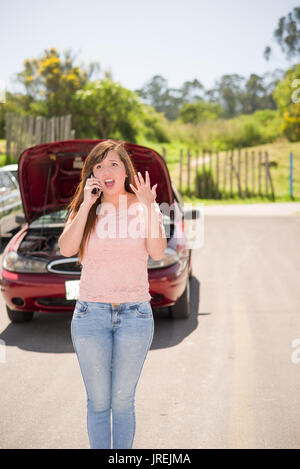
[0,172,16,191]
[10,171,19,184]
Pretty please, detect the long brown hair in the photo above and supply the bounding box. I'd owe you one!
[65,139,138,264]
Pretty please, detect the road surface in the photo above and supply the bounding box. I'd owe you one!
[0,203,300,448]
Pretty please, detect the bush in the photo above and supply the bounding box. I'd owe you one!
[138,105,171,143]
[273,63,300,142]
[0,106,5,139]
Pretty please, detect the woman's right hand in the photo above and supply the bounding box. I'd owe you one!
[83,176,103,207]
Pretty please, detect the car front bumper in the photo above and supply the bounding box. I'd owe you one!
[0,254,190,313]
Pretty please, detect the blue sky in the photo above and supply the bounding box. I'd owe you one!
[1,0,299,94]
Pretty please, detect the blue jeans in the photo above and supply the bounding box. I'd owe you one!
[71,299,154,449]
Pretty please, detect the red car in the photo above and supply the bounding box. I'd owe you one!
[0,139,196,323]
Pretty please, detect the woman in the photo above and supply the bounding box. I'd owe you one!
[58,139,167,449]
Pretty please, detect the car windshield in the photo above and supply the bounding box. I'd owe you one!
[29,209,68,227]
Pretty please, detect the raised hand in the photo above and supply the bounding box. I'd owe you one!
[129,171,158,208]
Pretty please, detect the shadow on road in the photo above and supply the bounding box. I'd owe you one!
[0,276,208,354]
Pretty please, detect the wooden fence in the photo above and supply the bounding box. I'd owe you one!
[5,113,75,162]
[175,148,275,200]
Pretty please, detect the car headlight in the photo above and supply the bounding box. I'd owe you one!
[147,247,179,269]
[2,251,48,273]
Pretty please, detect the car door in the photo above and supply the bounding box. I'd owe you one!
[0,171,23,234]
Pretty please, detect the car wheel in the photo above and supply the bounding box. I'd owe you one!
[6,306,34,323]
[168,280,190,319]
[188,252,193,278]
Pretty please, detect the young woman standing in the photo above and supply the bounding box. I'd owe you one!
[58,140,167,449]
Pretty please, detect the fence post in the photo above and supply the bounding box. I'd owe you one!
[50,116,55,142]
[238,147,241,197]
[41,117,46,143]
[27,115,34,148]
[245,150,248,197]
[290,151,294,199]
[202,149,206,198]
[45,117,50,143]
[179,149,183,192]
[251,151,255,196]
[223,150,228,196]
[187,148,191,196]
[266,151,275,200]
[17,115,24,159]
[5,113,11,164]
[216,150,219,199]
[230,149,233,197]
[60,115,65,140]
[195,148,199,197]
[55,116,60,141]
[258,151,262,196]
[265,151,269,197]
[64,114,71,140]
[208,150,212,198]
[4,113,74,161]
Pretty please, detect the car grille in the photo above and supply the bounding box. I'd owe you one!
[37,298,76,307]
[47,257,81,275]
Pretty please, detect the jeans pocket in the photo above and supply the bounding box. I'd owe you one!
[73,299,89,317]
[133,301,153,318]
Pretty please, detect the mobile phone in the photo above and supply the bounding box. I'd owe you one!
[89,172,101,196]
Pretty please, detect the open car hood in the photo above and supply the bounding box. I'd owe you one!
[18,139,174,224]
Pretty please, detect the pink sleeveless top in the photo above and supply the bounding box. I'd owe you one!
[76,200,156,303]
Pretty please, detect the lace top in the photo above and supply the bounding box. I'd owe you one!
[71,200,164,303]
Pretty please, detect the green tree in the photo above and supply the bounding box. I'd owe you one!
[239,73,279,113]
[136,75,180,120]
[136,76,205,120]
[264,7,300,61]
[273,62,300,141]
[179,79,205,102]
[72,78,143,141]
[212,74,245,118]
[178,100,222,124]
[16,47,100,115]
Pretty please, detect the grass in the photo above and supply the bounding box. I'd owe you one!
[1,136,299,205]
[0,139,7,165]
[136,137,300,205]
[181,194,300,206]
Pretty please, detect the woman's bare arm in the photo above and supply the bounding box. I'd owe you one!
[58,203,91,257]
[145,202,167,261]
[59,174,103,257]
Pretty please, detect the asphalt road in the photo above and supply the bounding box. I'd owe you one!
[0,204,300,449]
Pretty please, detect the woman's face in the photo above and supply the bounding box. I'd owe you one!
[92,150,128,196]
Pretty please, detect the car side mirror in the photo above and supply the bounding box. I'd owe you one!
[182,207,203,249]
[183,207,201,220]
[15,214,26,224]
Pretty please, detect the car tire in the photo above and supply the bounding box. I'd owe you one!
[6,306,34,323]
[168,280,190,319]
[188,252,193,278]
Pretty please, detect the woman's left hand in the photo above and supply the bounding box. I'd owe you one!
[129,171,157,208]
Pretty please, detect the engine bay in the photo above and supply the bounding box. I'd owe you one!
[18,229,62,258]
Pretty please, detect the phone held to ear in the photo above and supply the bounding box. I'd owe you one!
[90,172,101,196]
